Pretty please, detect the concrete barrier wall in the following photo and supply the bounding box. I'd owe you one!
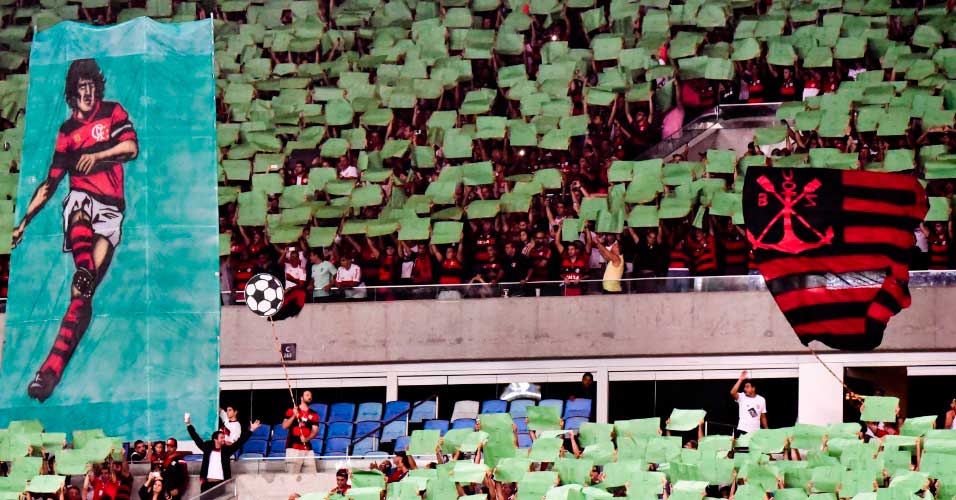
[218,287,956,367]
[2,288,952,369]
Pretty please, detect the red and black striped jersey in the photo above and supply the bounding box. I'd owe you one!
[743,167,927,351]
[51,101,137,210]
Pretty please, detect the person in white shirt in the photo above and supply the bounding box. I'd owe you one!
[730,370,767,436]
[335,255,366,299]
[219,406,242,445]
[279,246,307,289]
[337,156,358,179]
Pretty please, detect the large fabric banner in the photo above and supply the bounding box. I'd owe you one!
[0,18,219,440]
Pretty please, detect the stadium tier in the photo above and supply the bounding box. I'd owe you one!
[1,0,956,497]
[4,396,956,499]
[0,0,953,303]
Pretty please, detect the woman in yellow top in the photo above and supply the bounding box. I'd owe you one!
[587,231,624,293]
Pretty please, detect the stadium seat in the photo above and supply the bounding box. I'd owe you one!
[423,419,450,436]
[539,399,564,415]
[353,437,378,455]
[355,420,382,439]
[357,402,383,422]
[451,418,477,430]
[384,401,411,421]
[513,417,528,433]
[329,403,356,423]
[272,426,289,440]
[270,437,286,452]
[184,454,203,462]
[250,424,271,440]
[241,453,263,459]
[481,400,508,414]
[311,440,324,455]
[517,433,532,449]
[509,400,536,418]
[241,439,267,455]
[324,437,350,456]
[327,422,354,439]
[315,423,328,440]
[410,400,437,423]
[309,403,329,423]
[268,451,286,458]
[394,435,411,452]
[381,421,407,443]
[564,399,592,419]
[565,417,588,431]
[450,400,480,421]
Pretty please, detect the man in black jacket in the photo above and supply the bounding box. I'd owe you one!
[161,438,189,500]
[185,414,261,492]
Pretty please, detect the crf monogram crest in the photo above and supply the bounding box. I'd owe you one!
[747,169,834,254]
[90,123,107,141]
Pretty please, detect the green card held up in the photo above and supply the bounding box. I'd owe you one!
[452,462,490,484]
[667,409,707,431]
[409,429,441,455]
[861,396,899,422]
[528,437,563,462]
[527,405,562,431]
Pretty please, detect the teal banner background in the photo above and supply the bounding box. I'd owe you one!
[0,18,219,440]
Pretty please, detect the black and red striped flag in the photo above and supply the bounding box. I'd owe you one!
[743,167,927,351]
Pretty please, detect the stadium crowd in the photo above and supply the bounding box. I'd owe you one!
[0,0,955,301]
[7,373,956,500]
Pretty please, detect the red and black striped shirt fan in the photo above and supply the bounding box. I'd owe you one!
[743,167,927,351]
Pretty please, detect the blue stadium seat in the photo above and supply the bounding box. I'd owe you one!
[565,417,588,431]
[539,399,564,415]
[315,423,328,440]
[509,400,535,418]
[410,400,437,423]
[241,453,263,459]
[513,417,528,433]
[517,433,532,448]
[451,418,477,430]
[329,403,356,423]
[481,400,508,414]
[381,421,407,443]
[423,419,450,436]
[355,421,382,439]
[564,399,592,419]
[272,426,289,440]
[327,422,354,439]
[241,439,268,455]
[184,454,203,462]
[311,439,324,454]
[270,438,286,453]
[356,402,383,422]
[309,403,329,422]
[324,437,350,456]
[268,451,286,458]
[250,424,271,440]
[384,401,411,421]
[353,437,378,455]
[394,435,411,452]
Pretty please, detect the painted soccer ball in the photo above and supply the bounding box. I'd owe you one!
[245,273,284,317]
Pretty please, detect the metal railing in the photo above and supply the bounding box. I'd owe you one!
[185,477,237,500]
[220,270,956,305]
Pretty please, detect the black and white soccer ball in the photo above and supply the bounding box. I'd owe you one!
[245,273,284,317]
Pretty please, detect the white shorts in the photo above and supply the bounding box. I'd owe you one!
[62,190,124,251]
